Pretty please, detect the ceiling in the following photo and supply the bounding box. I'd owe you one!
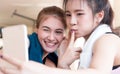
[0,0,63,28]
[1,0,120,30]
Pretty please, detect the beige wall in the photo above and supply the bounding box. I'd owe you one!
[113,1,120,28]
[25,0,120,33]
[106,0,120,28]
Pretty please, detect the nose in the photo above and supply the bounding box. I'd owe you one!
[48,32,55,41]
[70,15,77,26]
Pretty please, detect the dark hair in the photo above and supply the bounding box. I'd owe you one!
[36,6,67,29]
[63,0,114,28]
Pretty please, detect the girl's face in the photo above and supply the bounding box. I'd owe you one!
[36,16,65,53]
[65,0,98,39]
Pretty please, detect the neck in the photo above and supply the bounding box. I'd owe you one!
[42,51,49,60]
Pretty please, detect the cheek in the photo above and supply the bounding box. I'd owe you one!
[37,34,43,43]
[56,35,64,43]
[37,31,47,41]
[66,18,70,26]
[79,16,93,27]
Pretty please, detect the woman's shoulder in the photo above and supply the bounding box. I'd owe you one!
[93,33,120,52]
[98,33,120,44]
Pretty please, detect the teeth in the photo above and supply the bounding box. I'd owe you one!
[44,40,57,48]
[47,43,54,46]
[46,42,55,47]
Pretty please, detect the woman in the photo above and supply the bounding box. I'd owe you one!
[28,6,67,67]
[58,0,120,73]
[1,0,120,74]
[0,5,67,71]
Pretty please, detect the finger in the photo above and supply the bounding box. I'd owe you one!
[59,39,68,49]
[0,67,7,74]
[68,30,71,40]
[69,31,75,46]
[74,48,81,59]
[0,70,4,74]
[0,67,19,74]
[0,53,23,69]
[58,37,69,51]
[74,47,82,53]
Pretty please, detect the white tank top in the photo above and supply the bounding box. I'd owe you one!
[79,24,112,69]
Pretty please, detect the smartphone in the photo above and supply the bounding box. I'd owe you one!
[1,24,29,68]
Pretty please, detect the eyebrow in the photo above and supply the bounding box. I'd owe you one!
[56,29,64,31]
[42,26,64,31]
[65,9,84,13]
[42,26,50,29]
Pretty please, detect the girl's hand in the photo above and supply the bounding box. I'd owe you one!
[57,31,82,69]
[0,54,48,74]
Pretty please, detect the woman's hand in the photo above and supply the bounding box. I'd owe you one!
[0,54,48,74]
[57,31,82,69]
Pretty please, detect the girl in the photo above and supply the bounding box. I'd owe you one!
[1,0,120,74]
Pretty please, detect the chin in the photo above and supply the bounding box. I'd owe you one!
[75,35,80,39]
[44,46,58,53]
[76,34,83,38]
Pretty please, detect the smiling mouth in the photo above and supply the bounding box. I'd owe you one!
[45,41,57,48]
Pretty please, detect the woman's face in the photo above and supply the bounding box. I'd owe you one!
[65,0,97,39]
[36,16,65,53]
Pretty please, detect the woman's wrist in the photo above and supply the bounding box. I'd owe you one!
[57,61,70,69]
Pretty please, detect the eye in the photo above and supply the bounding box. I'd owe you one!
[77,13,84,16]
[65,13,71,17]
[43,28,49,31]
[55,30,63,35]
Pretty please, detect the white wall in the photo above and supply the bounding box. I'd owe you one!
[113,1,120,28]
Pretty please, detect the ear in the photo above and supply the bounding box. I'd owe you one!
[94,10,104,25]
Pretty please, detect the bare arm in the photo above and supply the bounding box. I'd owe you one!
[0,34,120,74]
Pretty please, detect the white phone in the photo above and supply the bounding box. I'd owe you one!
[1,24,29,68]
